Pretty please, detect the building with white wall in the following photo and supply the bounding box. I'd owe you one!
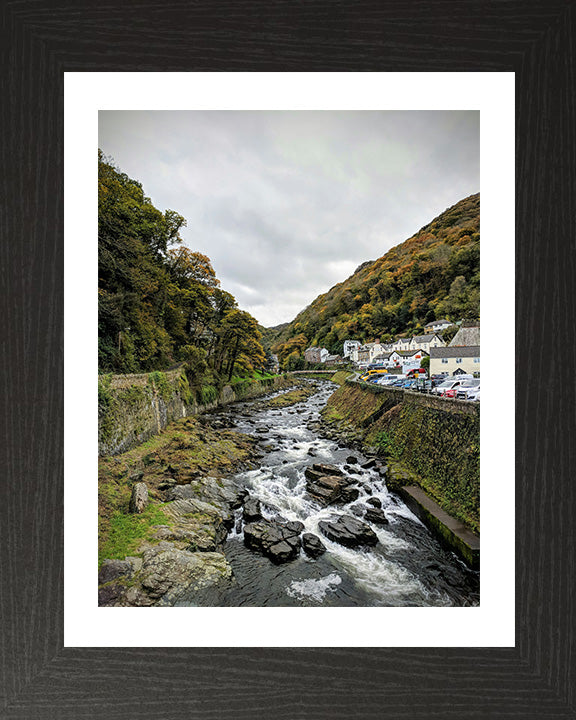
[343,340,361,358]
[430,346,480,376]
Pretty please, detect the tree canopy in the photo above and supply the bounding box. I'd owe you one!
[98,151,265,385]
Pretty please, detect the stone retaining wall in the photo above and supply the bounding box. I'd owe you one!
[98,369,293,457]
[324,379,480,533]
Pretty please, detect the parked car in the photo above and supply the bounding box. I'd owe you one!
[406,368,427,379]
[466,387,480,402]
[432,378,468,396]
[455,380,480,400]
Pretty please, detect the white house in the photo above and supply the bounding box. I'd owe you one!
[392,337,411,352]
[424,319,453,333]
[409,333,446,354]
[430,346,480,376]
[343,340,361,358]
[372,348,428,369]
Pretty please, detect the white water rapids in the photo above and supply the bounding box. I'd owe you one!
[178,381,479,607]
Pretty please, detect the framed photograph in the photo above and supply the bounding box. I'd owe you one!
[68,73,510,648]
[2,3,573,718]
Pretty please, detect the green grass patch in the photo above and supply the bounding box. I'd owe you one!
[98,503,170,567]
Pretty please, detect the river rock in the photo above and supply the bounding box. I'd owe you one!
[311,463,344,476]
[243,496,262,523]
[243,520,302,564]
[302,533,326,558]
[350,503,366,517]
[98,584,123,606]
[364,507,388,525]
[346,456,358,464]
[361,459,377,470]
[305,470,359,506]
[366,497,382,509]
[98,559,134,585]
[161,497,230,549]
[134,543,233,606]
[129,482,148,514]
[318,515,378,548]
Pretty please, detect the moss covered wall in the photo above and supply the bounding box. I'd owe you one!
[98,370,292,457]
[323,382,480,532]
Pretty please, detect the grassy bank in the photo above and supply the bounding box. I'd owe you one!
[98,416,258,567]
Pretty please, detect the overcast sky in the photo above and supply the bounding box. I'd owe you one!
[99,111,479,327]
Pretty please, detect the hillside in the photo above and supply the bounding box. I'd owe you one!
[272,194,479,368]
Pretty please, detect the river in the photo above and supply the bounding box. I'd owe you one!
[176,380,479,607]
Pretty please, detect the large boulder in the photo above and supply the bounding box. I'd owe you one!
[364,507,389,525]
[318,515,378,548]
[161,497,230,549]
[135,543,233,606]
[302,533,326,558]
[305,468,359,507]
[98,558,138,585]
[243,520,303,564]
[97,544,232,607]
[243,496,262,523]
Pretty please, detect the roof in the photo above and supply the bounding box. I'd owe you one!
[449,326,480,347]
[425,319,451,326]
[397,349,429,357]
[430,346,480,358]
[411,334,436,343]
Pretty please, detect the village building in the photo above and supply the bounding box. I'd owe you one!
[449,322,480,347]
[409,333,446,354]
[324,354,344,366]
[343,339,361,358]
[372,348,428,370]
[424,319,453,333]
[430,346,480,376]
[304,347,329,364]
[392,337,412,352]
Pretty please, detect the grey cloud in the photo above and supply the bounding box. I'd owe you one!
[99,110,479,327]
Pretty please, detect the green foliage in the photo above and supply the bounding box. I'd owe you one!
[420,355,430,371]
[440,324,458,344]
[147,371,172,403]
[98,152,265,384]
[272,194,479,362]
[198,385,219,405]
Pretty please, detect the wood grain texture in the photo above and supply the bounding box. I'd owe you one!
[0,0,574,717]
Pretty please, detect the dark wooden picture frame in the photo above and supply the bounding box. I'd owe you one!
[1,2,574,717]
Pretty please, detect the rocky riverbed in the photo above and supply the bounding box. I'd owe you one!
[98,380,479,607]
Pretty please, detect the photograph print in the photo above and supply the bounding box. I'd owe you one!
[97,110,480,608]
